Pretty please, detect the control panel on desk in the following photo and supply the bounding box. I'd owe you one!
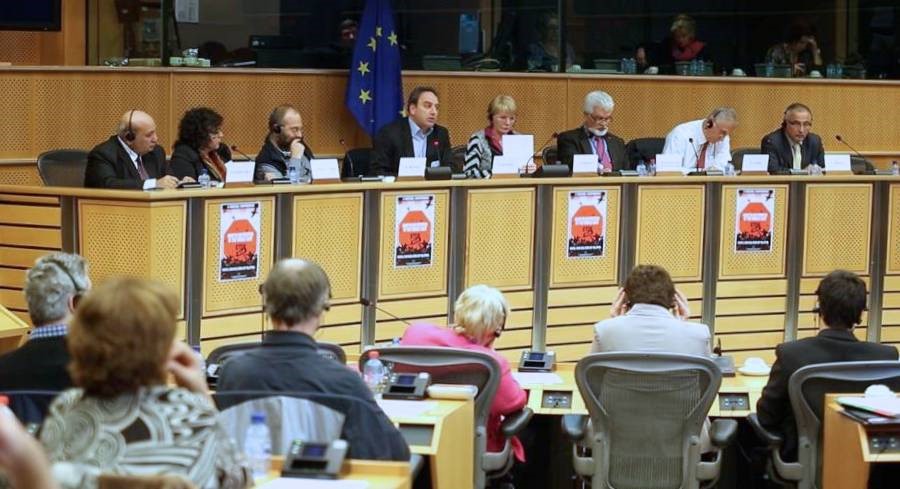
[542,390,572,409]
[868,432,900,454]
[718,393,750,411]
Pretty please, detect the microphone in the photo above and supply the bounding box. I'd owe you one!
[523,132,559,171]
[688,137,700,167]
[427,139,441,166]
[339,138,356,178]
[835,134,872,169]
[360,298,410,325]
[230,144,254,162]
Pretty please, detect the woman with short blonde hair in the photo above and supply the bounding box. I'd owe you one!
[464,95,529,178]
[452,284,509,344]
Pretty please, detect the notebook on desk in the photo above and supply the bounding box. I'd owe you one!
[838,396,900,418]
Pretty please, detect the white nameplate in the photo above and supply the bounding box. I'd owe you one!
[572,154,598,174]
[741,154,769,173]
[224,160,254,184]
[824,154,852,173]
[655,153,683,173]
[310,158,341,182]
[397,157,426,178]
[491,155,519,176]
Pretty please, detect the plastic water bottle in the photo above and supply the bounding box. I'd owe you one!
[197,168,210,188]
[765,61,774,78]
[363,351,386,394]
[891,161,899,176]
[636,160,648,177]
[808,164,823,176]
[648,160,657,176]
[287,163,299,184]
[190,345,206,376]
[244,412,272,480]
[724,161,735,176]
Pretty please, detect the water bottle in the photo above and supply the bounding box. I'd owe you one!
[808,163,823,176]
[288,163,299,184]
[628,58,636,74]
[891,160,899,176]
[244,412,272,480]
[636,160,648,177]
[191,345,206,376]
[363,351,386,394]
[724,161,735,176]
[648,160,657,176]
[765,61,774,78]
[197,168,210,188]
[620,58,627,74]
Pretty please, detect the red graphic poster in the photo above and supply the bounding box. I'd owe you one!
[734,188,775,252]
[394,194,435,268]
[567,190,607,258]
[219,202,261,281]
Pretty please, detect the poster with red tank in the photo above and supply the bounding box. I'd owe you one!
[567,190,607,258]
[219,202,261,281]
[734,188,775,252]
[394,194,435,268]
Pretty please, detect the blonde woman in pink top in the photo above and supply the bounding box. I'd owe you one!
[400,284,528,462]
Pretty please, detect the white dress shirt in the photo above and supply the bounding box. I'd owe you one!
[662,119,731,171]
[117,136,157,190]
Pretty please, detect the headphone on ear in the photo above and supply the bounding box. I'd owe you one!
[271,123,282,134]
[704,118,714,129]
[124,109,136,142]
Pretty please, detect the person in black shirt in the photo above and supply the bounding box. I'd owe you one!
[254,105,315,183]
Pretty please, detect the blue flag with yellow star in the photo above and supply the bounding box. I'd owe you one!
[346,0,403,136]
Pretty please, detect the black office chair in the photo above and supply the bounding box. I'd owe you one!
[542,145,559,165]
[748,361,900,489]
[624,137,665,169]
[563,353,737,489]
[206,341,347,388]
[730,147,760,171]
[0,390,61,428]
[450,144,467,173]
[360,346,533,489]
[317,341,347,364]
[37,149,89,187]
[341,147,373,178]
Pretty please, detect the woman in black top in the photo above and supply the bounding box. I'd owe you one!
[169,107,232,182]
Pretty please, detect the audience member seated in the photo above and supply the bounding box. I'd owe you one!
[371,86,453,176]
[662,107,737,172]
[464,95,533,178]
[0,252,90,391]
[401,285,528,462]
[40,278,250,489]
[765,19,824,77]
[636,14,707,73]
[755,270,898,462]
[168,107,232,183]
[254,105,315,183]
[85,110,184,190]
[0,404,59,489]
[216,259,409,461]
[556,90,627,173]
[761,103,824,173]
[526,12,574,72]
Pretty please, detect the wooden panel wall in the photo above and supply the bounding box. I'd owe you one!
[0,0,86,66]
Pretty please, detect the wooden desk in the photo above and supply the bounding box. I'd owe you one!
[264,457,411,489]
[514,362,766,418]
[0,306,28,354]
[822,395,900,489]
[377,398,474,489]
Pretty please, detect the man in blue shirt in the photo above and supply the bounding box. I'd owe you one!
[371,86,453,176]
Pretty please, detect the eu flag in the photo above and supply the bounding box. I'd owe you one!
[346,0,403,136]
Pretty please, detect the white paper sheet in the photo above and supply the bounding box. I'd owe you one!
[740,154,769,172]
[257,478,369,489]
[501,134,534,160]
[511,372,565,386]
[376,399,438,418]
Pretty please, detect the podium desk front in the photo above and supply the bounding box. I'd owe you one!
[822,395,900,489]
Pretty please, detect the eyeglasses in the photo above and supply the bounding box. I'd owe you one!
[586,113,613,123]
[786,121,813,128]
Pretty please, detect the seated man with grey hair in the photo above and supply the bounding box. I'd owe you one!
[662,106,737,171]
[0,252,90,390]
[216,258,409,461]
[556,90,628,173]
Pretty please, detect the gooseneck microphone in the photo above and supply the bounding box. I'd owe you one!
[360,298,410,325]
[339,138,356,178]
[834,134,872,168]
[523,132,559,170]
[230,145,254,162]
[688,137,700,166]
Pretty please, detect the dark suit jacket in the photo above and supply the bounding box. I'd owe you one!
[371,117,452,176]
[756,328,897,460]
[168,142,233,181]
[253,136,315,182]
[761,129,825,174]
[85,136,167,189]
[556,126,627,172]
[0,336,72,391]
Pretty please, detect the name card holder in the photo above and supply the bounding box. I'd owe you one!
[309,158,341,184]
[654,154,683,176]
[571,154,599,177]
[824,154,853,176]
[397,157,426,181]
[491,155,520,179]
[740,154,769,175]
[224,160,255,188]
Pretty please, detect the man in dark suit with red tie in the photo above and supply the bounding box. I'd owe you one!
[556,90,627,173]
[371,86,453,176]
[761,103,825,174]
[85,110,183,189]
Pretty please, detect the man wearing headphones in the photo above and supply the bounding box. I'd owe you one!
[254,104,315,183]
[761,103,824,173]
[662,107,737,171]
[85,110,182,189]
[0,252,90,391]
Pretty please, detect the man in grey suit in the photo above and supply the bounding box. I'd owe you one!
[761,103,825,174]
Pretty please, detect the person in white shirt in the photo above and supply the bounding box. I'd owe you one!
[662,107,738,171]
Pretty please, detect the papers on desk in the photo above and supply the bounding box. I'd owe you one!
[511,371,564,386]
[838,396,900,417]
[257,478,368,488]
[376,399,438,418]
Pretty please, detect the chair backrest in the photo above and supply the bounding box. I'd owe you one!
[451,144,466,172]
[0,390,61,428]
[359,346,500,487]
[624,137,665,169]
[206,341,260,367]
[37,149,89,187]
[575,352,721,489]
[788,361,900,489]
[730,147,760,170]
[342,147,372,177]
[317,341,347,364]
[542,145,559,165]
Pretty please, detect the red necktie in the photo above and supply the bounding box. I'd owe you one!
[136,155,149,180]
[595,136,612,171]
[696,142,709,170]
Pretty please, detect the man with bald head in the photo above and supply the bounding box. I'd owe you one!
[217,258,409,461]
[85,110,183,189]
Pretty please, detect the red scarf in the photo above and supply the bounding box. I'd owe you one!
[484,126,503,155]
[203,149,227,181]
[671,40,705,61]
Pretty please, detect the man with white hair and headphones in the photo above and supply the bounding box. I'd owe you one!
[662,106,738,171]
[556,90,628,173]
[0,252,90,390]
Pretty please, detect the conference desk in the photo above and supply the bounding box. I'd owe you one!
[513,361,767,418]
[263,457,411,489]
[1,175,899,364]
[822,394,900,489]
[377,398,474,489]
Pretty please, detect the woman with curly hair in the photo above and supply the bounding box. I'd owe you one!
[169,107,232,182]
